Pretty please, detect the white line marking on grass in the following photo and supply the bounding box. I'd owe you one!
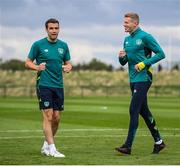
[0,128,127,133]
[0,129,43,133]
[0,128,180,133]
[0,134,180,140]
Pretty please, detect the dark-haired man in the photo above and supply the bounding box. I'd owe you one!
[25,18,72,157]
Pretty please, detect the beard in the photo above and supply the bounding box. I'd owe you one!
[48,34,58,41]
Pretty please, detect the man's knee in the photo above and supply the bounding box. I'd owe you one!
[43,109,53,122]
[53,112,60,123]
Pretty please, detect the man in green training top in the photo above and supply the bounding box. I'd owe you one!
[115,13,166,155]
[25,18,72,158]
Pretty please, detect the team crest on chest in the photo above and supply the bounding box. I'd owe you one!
[58,48,64,54]
[136,39,142,45]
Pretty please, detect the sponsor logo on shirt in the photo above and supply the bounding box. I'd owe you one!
[136,39,142,45]
[44,49,48,52]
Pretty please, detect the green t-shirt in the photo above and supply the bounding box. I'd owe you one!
[28,38,71,88]
[119,28,165,83]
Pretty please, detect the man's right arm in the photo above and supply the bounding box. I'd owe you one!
[119,49,128,66]
[26,42,46,71]
[25,58,45,71]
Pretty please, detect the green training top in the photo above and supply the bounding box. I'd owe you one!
[119,28,165,83]
[28,38,71,88]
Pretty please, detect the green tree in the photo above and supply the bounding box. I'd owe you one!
[0,59,25,71]
[73,58,114,71]
[171,64,179,71]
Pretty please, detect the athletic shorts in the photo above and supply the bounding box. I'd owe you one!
[36,86,64,111]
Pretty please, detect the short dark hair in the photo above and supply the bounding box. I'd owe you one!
[45,18,59,29]
[124,12,139,24]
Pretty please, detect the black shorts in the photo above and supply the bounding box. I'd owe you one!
[36,86,64,111]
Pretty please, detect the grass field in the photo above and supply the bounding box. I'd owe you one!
[0,96,180,165]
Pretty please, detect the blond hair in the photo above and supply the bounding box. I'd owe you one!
[124,12,139,24]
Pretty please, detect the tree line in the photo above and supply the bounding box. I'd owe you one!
[0,58,179,72]
[0,58,115,71]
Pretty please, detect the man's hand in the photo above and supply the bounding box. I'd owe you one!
[37,63,46,71]
[119,49,126,58]
[62,63,72,73]
[135,62,145,72]
[25,58,46,71]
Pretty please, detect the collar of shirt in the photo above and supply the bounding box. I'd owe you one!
[130,27,141,37]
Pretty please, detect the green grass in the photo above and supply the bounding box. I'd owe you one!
[0,96,180,165]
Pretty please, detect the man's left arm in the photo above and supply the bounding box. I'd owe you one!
[62,43,72,73]
[135,34,165,71]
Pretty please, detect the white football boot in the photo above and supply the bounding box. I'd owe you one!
[49,149,65,158]
[48,144,65,158]
[41,141,49,156]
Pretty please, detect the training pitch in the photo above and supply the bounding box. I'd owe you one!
[0,96,180,165]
